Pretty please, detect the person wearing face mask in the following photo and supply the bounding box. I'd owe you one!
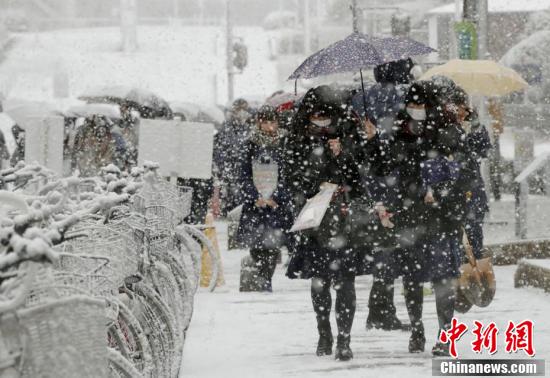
[213,98,254,216]
[370,81,479,356]
[348,61,418,334]
[236,105,292,292]
[419,83,481,357]
[285,85,369,361]
[364,81,438,354]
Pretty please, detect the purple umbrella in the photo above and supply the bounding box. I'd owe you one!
[289,33,435,80]
[372,36,436,63]
[288,33,383,80]
[288,32,435,113]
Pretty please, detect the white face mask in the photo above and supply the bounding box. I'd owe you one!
[311,118,332,128]
[406,107,426,121]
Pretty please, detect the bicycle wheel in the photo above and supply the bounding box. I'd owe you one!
[133,282,179,378]
[107,297,154,376]
[147,261,185,361]
[156,250,194,333]
[108,347,145,378]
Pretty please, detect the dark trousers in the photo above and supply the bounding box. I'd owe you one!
[369,279,398,318]
[403,278,423,333]
[311,277,356,338]
[433,279,456,333]
[250,248,278,290]
[403,278,457,338]
[368,248,397,319]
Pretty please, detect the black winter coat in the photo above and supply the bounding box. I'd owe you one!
[366,111,469,282]
[284,117,369,280]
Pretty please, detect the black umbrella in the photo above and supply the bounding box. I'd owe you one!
[78,86,172,119]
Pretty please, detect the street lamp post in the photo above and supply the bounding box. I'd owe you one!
[226,0,235,103]
[478,0,489,59]
[351,0,359,33]
[304,0,311,54]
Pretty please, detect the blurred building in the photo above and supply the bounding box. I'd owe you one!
[0,0,301,30]
[427,0,550,61]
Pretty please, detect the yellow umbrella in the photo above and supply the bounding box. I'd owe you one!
[421,59,528,96]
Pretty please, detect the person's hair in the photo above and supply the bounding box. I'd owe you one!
[374,58,414,85]
[449,86,469,107]
[291,85,344,137]
[405,81,433,106]
[256,105,278,123]
[232,98,248,111]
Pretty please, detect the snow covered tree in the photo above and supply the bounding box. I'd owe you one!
[501,31,550,104]
[523,9,550,38]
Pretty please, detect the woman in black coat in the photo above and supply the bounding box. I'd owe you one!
[371,81,473,356]
[284,86,370,361]
[236,105,293,292]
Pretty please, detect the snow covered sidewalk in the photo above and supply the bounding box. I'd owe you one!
[181,222,550,378]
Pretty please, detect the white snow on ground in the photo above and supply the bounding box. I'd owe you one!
[181,221,550,378]
[0,26,278,107]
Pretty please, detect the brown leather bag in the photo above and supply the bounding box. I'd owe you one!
[456,229,496,309]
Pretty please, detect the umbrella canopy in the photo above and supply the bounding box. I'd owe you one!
[373,36,436,62]
[78,86,172,119]
[1,100,61,128]
[66,103,122,120]
[421,59,528,96]
[288,32,435,80]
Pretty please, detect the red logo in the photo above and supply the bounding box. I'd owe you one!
[437,318,535,358]
[439,318,468,358]
[471,321,499,355]
[505,320,535,357]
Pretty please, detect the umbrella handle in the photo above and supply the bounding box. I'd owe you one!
[359,69,368,117]
[294,79,298,96]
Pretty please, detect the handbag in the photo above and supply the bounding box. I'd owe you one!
[457,229,496,309]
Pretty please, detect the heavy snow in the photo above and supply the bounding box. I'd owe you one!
[0,25,278,107]
[181,221,550,378]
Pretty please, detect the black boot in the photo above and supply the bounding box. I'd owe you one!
[432,342,450,357]
[366,311,406,331]
[334,335,353,361]
[408,322,426,353]
[316,317,333,356]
